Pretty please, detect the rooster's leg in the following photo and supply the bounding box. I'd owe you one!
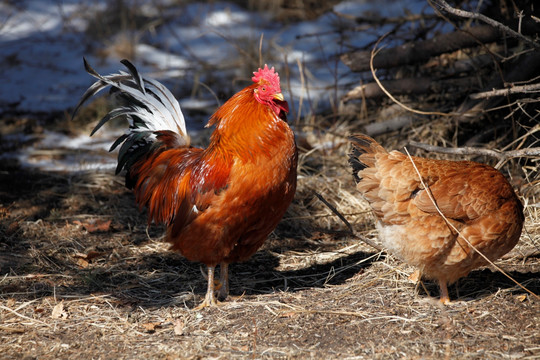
[438,279,450,304]
[199,264,222,290]
[195,265,218,309]
[218,263,229,301]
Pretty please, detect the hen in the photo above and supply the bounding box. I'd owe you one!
[348,134,524,303]
[74,60,297,308]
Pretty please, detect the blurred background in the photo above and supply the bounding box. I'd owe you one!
[1,0,538,177]
[0,0,450,171]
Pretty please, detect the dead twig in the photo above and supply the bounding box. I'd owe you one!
[314,191,384,253]
[281,308,369,319]
[369,33,455,117]
[0,304,51,327]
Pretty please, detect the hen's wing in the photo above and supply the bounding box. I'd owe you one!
[411,159,512,220]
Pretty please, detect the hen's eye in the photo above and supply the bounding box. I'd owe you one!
[261,87,267,92]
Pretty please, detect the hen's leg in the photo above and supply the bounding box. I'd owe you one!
[195,266,218,309]
[438,279,450,304]
[218,263,229,301]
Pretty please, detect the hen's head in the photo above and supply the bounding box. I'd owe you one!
[252,65,289,117]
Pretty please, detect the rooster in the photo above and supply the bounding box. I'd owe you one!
[348,134,524,303]
[74,59,297,308]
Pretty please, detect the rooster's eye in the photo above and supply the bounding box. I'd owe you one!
[261,87,266,92]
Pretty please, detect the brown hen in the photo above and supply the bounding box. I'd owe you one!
[349,134,524,303]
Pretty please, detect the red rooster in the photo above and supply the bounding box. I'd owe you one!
[74,60,297,308]
[349,134,523,303]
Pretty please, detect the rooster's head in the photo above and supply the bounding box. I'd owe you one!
[252,65,289,117]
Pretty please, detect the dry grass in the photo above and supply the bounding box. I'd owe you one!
[1,120,539,358]
[1,1,539,358]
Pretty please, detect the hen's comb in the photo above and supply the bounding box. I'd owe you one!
[252,64,280,86]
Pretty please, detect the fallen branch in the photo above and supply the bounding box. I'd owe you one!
[363,115,418,137]
[334,10,439,25]
[409,141,540,169]
[470,83,540,99]
[341,25,501,72]
[344,76,479,100]
[431,53,494,76]
[431,0,540,50]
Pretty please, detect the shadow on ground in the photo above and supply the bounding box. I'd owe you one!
[1,167,538,309]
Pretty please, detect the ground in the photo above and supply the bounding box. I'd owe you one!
[1,1,539,357]
[0,116,538,359]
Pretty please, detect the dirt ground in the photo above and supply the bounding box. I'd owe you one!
[1,0,539,358]
[0,114,538,359]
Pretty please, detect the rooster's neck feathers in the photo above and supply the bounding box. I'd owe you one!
[205,84,287,162]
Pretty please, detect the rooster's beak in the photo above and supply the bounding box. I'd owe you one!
[273,93,284,101]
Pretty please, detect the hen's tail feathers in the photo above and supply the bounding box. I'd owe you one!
[348,134,387,184]
[73,58,188,174]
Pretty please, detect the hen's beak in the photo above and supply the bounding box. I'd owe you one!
[273,93,284,101]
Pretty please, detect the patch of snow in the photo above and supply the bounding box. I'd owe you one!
[135,44,190,75]
[0,0,430,172]
[204,8,251,27]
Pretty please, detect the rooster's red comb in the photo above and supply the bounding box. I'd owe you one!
[252,65,280,86]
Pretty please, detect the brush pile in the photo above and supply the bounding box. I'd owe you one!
[340,0,540,144]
